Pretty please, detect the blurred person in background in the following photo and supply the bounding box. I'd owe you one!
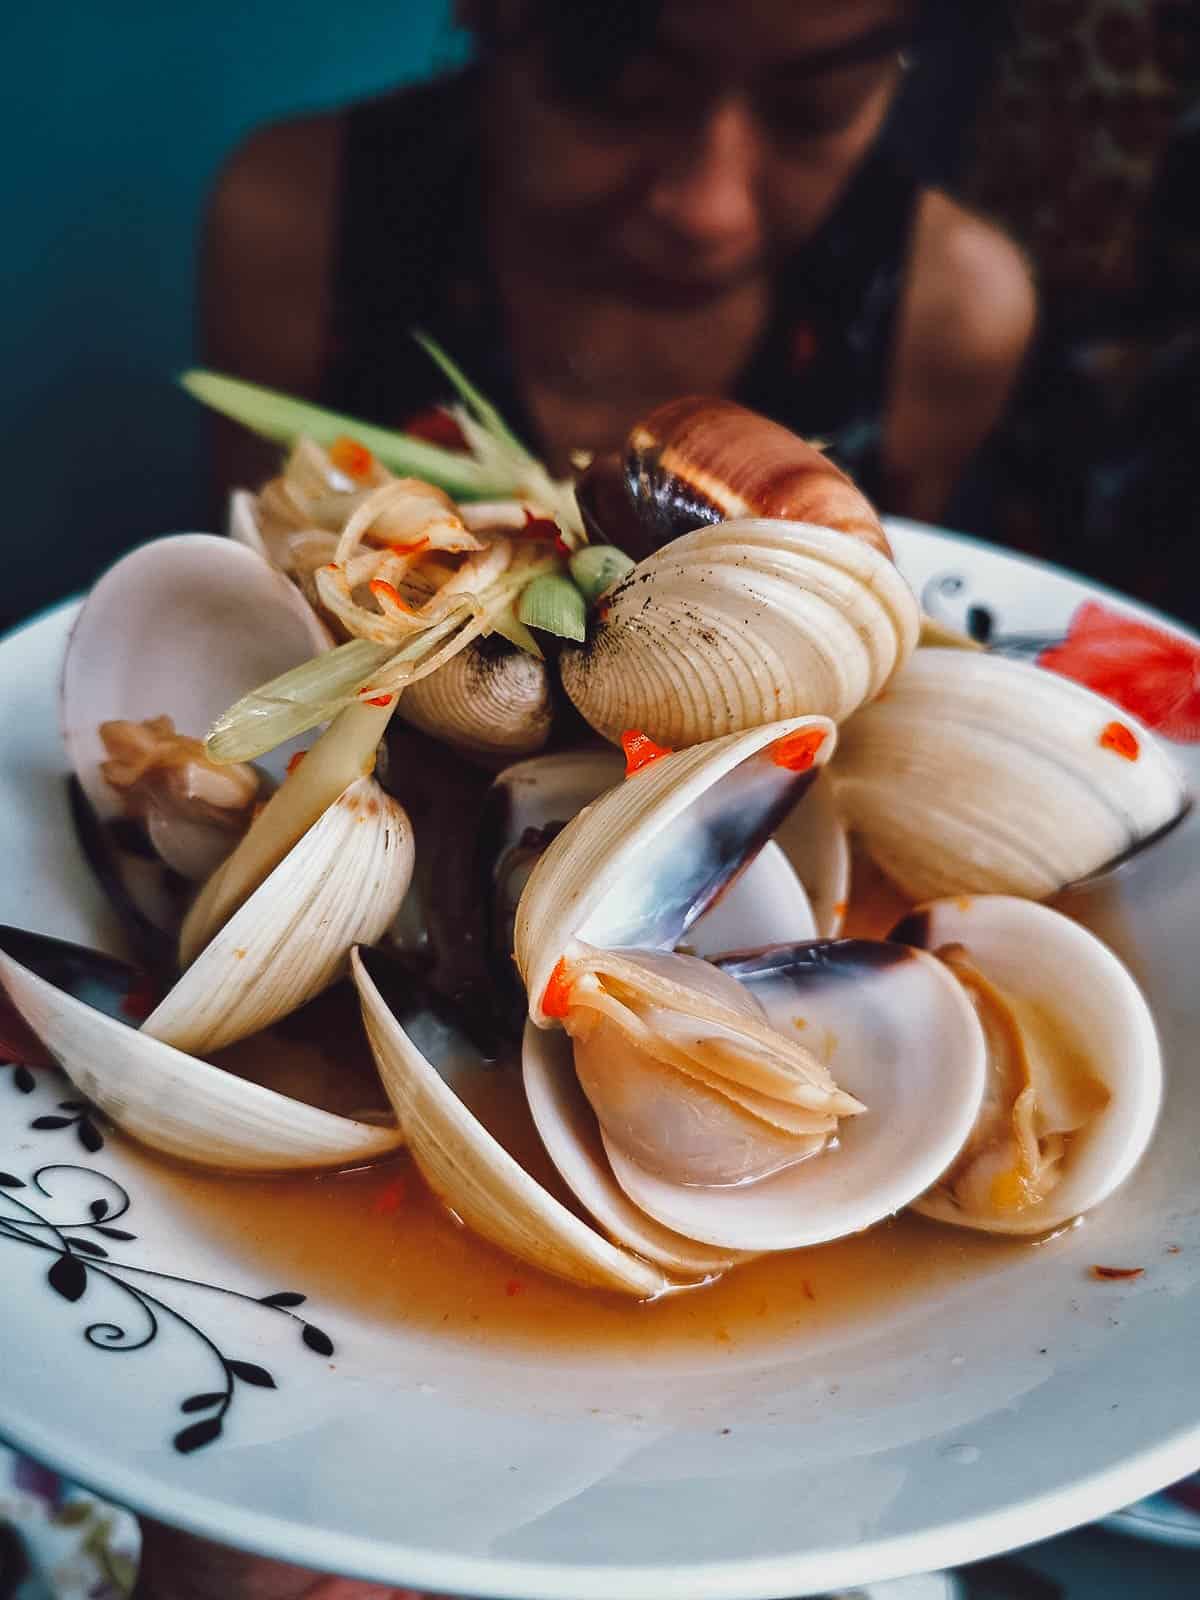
[203,0,1035,528]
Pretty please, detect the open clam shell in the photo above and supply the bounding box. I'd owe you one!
[482,747,843,1003]
[61,534,331,933]
[350,720,838,1295]
[520,1042,751,1276]
[524,938,986,1252]
[832,649,1189,902]
[144,775,413,1055]
[0,931,402,1173]
[0,768,413,1166]
[559,518,920,748]
[892,896,1162,1235]
[514,716,838,1023]
[352,948,671,1297]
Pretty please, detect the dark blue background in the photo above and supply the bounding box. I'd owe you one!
[2,0,467,632]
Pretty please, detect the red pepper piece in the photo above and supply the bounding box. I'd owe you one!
[364,693,394,707]
[369,577,413,612]
[517,507,571,555]
[771,728,826,772]
[372,1176,408,1215]
[1099,720,1139,761]
[402,406,469,451]
[286,750,307,777]
[121,974,161,1021]
[621,729,673,776]
[329,436,375,481]
[519,508,559,541]
[541,957,573,1019]
[387,537,430,558]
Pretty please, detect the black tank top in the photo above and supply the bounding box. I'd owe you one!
[320,69,921,502]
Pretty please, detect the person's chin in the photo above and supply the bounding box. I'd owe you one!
[601,247,765,307]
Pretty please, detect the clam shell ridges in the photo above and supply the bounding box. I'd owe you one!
[832,649,1188,901]
[560,519,919,746]
[398,642,552,758]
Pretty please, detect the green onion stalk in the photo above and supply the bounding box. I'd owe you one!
[180,554,556,962]
[176,333,632,960]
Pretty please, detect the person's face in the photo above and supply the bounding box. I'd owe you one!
[485,0,917,301]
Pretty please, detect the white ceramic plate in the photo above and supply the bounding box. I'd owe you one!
[2,519,1200,1599]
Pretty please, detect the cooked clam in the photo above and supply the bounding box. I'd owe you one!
[560,397,919,748]
[892,896,1162,1235]
[61,534,330,933]
[832,649,1189,902]
[481,747,845,1002]
[0,762,413,1169]
[395,635,552,763]
[15,534,420,1169]
[531,936,985,1253]
[355,717,993,1287]
[559,516,919,748]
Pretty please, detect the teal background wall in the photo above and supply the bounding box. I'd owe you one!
[2,1,465,631]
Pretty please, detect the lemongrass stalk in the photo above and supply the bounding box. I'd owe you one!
[180,370,512,501]
[180,697,396,966]
[490,603,544,658]
[413,331,530,462]
[206,638,395,764]
[182,554,558,962]
[206,607,479,764]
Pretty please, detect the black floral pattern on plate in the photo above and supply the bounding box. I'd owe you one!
[1,1075,336,1455]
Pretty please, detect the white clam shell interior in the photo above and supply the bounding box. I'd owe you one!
[61,533,332,926]
[62,533,331,808]
[758,770,848,938]
[0,949,402,1173]
[522,838,821,1272]
[529,938,986,1253]
[900,895,1163,1234]
[515,717,838,1025]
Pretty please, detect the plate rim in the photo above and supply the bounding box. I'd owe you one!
[5,1391,1200,1598]
[3,523,1200,1597]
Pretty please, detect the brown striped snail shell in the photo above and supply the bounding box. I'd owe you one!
[576,396,891,561]
[563,398,917,747]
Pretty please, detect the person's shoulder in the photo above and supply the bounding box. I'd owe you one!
[881,191,1037,518]
[206,109,344,268]
[904,190,1037,386]
[202,72,474,369]
[209,68,474,224]
[201,109,346,394]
